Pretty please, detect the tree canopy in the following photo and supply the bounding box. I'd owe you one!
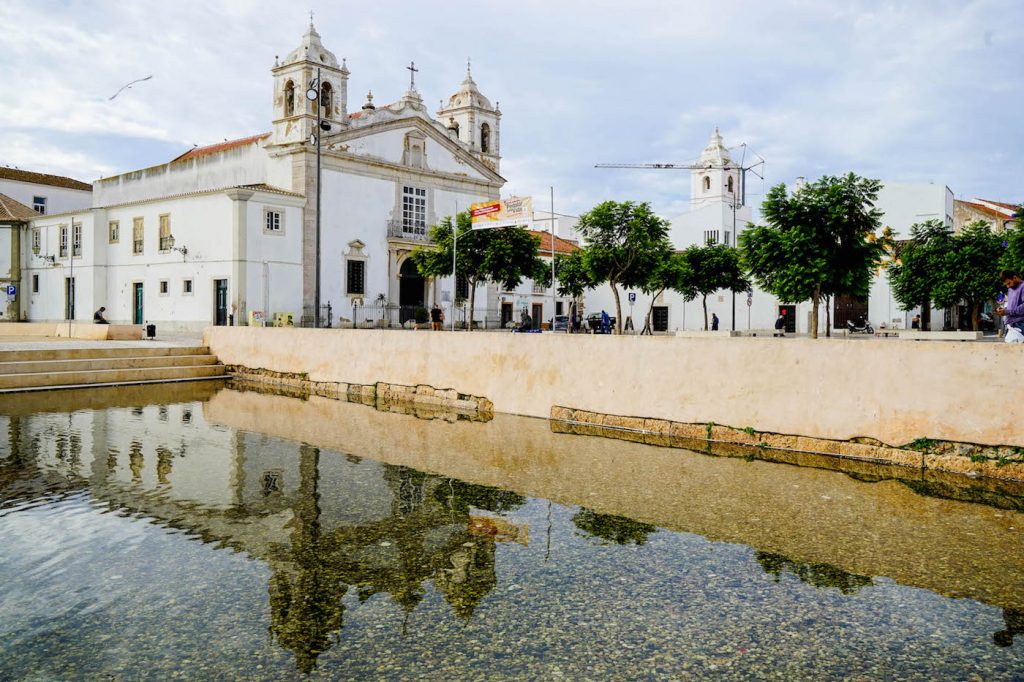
[638,251,695,334]
[680,242,749,330]
[575,200,672,333]
[740,173,890,338]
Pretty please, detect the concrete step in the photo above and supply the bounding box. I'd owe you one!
[0,354,219,375]
[0,375,227,395]
[0,363,226,391]
[0,346,211,363]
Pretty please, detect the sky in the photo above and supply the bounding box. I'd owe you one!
[1,0,1020,218]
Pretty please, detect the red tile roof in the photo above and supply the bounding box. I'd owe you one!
[961,200,1015,222]
[529,230,580,256]
[172,133,270,163]
[0,166,92,191]
[0,193,39,221]
[978,199,1021,212]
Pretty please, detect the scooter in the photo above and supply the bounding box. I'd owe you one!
[847,318,874,334]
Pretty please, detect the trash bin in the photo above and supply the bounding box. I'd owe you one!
[146,323,156,339]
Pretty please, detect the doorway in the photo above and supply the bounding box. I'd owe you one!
[778,304,796,333]
[65,277,76,321]
[833,294,868,329]
[132,282,144,324]
[398,259,425,323]
[652,306,669,332]
[531,303,543,330]
[214,279,228,326]
[501,301,513,329]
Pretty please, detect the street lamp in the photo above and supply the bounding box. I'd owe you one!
[166,234,188,257]
[306,68,332,328]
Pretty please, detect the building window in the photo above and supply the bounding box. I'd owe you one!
[480,122,491,153]
[72,222,82,257]
[284,80,295,117]
[320,82,333,118]
[31,228,40,253]
[59,225,68,258]
[159,280,169,295]
[346,259,365,295]
[133,217,144,254]
[264,209,283,234]
[456,274,469,301]
[703,230,720,245]
[727,176,734,193]
[109,221,119,244]
[183,279,193,295]
[401,186,427,235]
[32,196,46,214]
[703,176,711,191]
[158,214,171,252]
[32,274,39,294]
[724,231,731,246]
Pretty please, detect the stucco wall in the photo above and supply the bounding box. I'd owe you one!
[203,327,1024,448]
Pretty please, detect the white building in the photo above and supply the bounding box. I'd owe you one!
[0,167,92,217]
[18,22,546,332]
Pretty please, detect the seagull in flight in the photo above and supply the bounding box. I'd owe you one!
[109,75,153,101]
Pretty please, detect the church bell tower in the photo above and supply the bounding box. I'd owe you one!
[437,60,501,172]
[270,20,349,146]
[690,127,740,210]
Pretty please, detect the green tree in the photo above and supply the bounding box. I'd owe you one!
[887,219,952,331]
[740,174,889,338]
[1001,213,1024,274]
[639,252,695,334]
[942,221,1004,330]
[681,242,750,330]
[412,212,547,330]
[576,201,672,334]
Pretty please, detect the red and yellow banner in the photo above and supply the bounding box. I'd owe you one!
[470,196,533,229]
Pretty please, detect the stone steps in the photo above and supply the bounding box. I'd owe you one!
[0,346,225,393]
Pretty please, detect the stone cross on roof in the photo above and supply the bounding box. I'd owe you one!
[406,61,419,91]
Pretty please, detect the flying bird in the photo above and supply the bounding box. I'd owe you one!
[108,75,154,101]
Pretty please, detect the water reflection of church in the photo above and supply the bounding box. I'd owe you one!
[1,405,525,674]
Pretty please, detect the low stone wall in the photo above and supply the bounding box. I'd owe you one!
[0,322,142,340]
[203,327,1024,452]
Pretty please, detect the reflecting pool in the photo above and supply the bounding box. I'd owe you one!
[1,382,1023,680]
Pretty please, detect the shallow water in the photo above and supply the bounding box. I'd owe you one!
[1,382,1023,680]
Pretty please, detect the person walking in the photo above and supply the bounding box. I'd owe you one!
[430,303,443,331]
[600,310,610,335]
[93,307,109,324]
[774,311,786,336]
[711,313,720,331]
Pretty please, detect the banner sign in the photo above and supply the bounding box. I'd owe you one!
[470,196,533,229]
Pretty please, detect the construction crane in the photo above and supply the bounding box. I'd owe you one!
[595,143,765,208]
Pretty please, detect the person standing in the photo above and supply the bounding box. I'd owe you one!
[774,312,786,336]
[430,303,443,331]
[711,313,720,331]
[997,269,1024,333]
[600,310,610,335]
[911,314,921,330]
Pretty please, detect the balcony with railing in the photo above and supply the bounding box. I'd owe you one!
[386,219,431,242]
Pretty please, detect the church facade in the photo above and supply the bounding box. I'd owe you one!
[21,22,512,331]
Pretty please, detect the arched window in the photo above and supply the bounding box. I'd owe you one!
[703,176,711,191]
[727,176,734,193]
[284,80,295,117]
[320,82,333,118]
[480,122,491,153]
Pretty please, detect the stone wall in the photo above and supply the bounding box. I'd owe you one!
[203,327,1024,450]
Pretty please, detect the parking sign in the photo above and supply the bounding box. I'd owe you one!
[5,284,15,296]
[628,292,636,303]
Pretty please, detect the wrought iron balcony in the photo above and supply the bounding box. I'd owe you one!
[386,219,431,242]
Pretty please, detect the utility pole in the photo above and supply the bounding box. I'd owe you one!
[550,186,556,330]
[452,201,457,331]
[306,69,324,328]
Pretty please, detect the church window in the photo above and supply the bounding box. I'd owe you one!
[158,214,172,252]
[183,279,193,295]
[727,176,734,193]
[346,259,366,295]
[284,80,295,116]
[264,208,283,234]
[480,122,491,153]
[72,222,82,257]
[159,280,169,295]
[59,225,68,258]
[31,228,40,253]
[108,221,119,244]
[320,82,333,118]
[133,217,144,255]
[703,176,711,191]
[402,186,427,235]
[32,274,39,294]
[32,196,46,214]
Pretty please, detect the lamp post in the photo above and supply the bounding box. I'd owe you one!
[306,68,330,328]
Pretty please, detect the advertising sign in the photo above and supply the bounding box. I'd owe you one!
[470,196,533,229]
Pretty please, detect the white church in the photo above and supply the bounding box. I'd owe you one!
[18,22,570,331]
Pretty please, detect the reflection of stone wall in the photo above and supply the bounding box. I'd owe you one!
[204,326,1024,448]
[204,387,1024,612]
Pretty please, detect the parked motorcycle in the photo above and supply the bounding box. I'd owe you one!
[847,318,874,334]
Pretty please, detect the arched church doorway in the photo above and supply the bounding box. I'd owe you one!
[399,258,425,323]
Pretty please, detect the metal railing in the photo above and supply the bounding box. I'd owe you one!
[351,304,507,330]
[386,219,431,242]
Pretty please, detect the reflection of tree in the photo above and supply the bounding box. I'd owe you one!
[993,608,1024,648]
[434,539,496,620]
[572,508,657,545]
[434,479,527,515]
[128,441,144,482]
[755,551,872,594]
[155,447,174,485]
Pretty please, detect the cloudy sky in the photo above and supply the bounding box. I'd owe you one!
[1,0,1020,217]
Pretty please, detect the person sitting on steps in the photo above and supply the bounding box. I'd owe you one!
[93,306,109,324]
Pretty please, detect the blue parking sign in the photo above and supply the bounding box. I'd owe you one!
[5,284,15,296]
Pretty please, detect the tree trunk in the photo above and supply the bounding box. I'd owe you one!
[921,298,931,331]
[971,301,980,331]
[825,295,832,338]
[811,285,821,339]
[610,281,623,335]
[642,288,663,335]
[702,295,709,331]
[466,277,476,332]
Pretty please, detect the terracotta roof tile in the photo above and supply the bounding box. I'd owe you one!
[978,199,1022,212]
[960,200,1015,222]
[528,230,580,256]
[0,167,92,191]
[0,193,41,221]
[172,133,270,163]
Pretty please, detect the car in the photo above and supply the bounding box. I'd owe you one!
[585,313,616,333]
[553,315,569,332]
